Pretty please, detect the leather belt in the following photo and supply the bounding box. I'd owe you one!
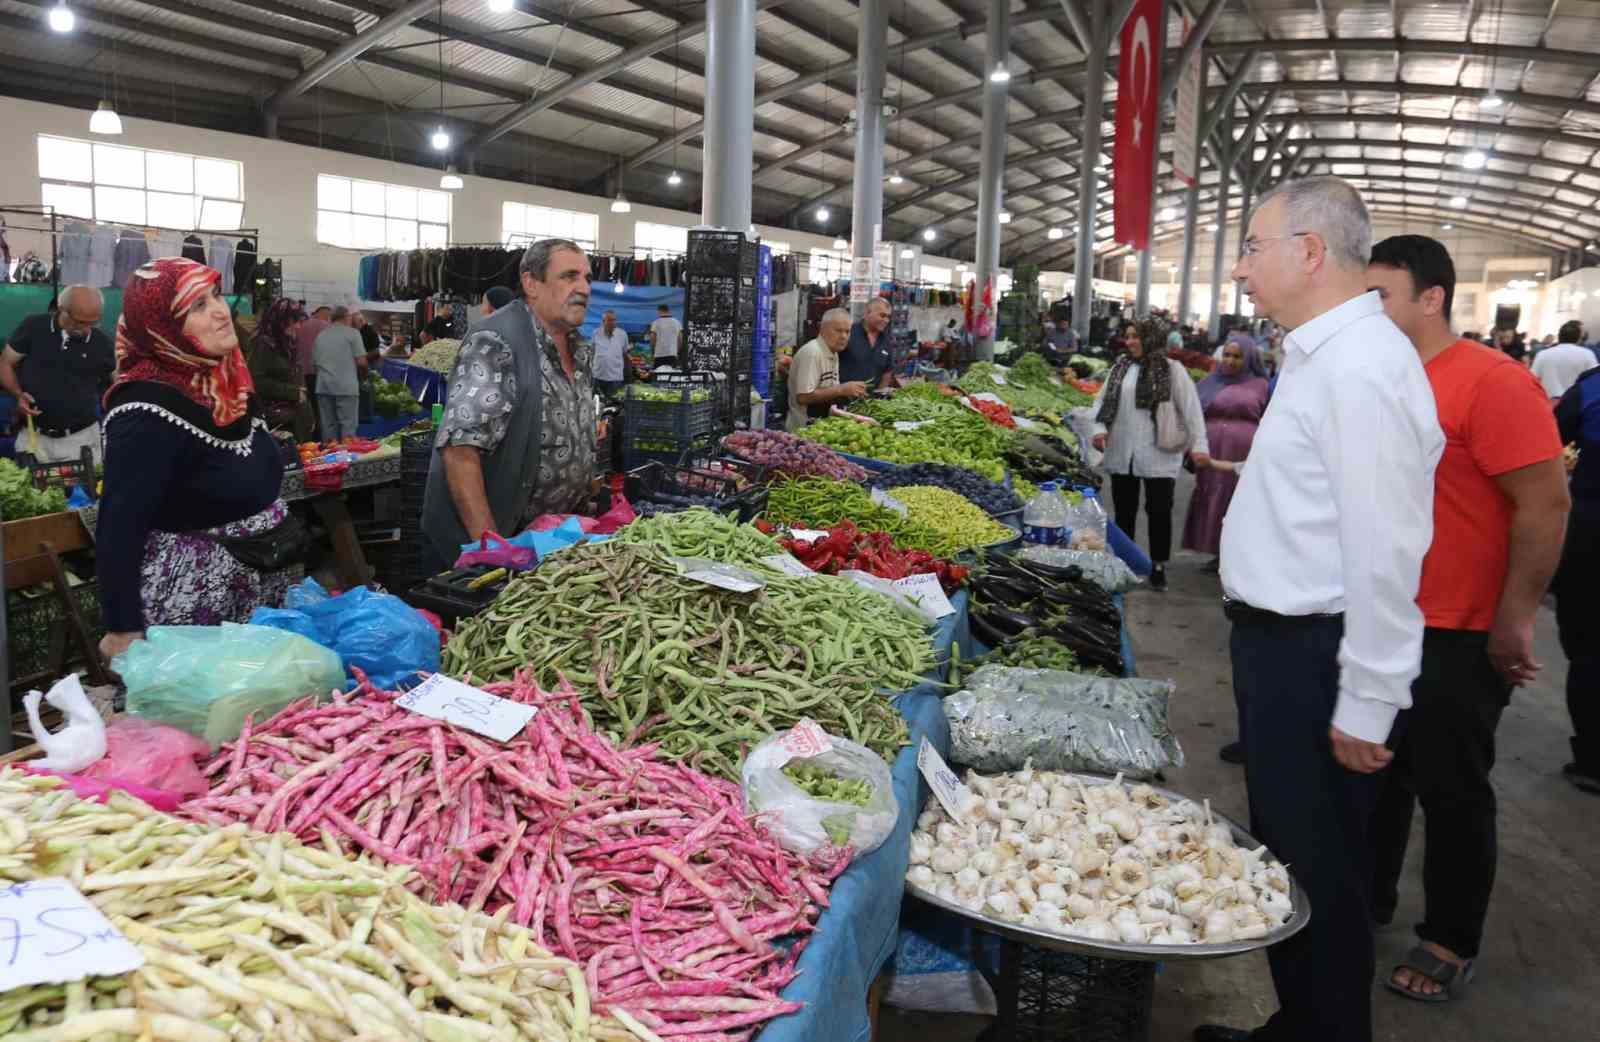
[1222,597,1344,626]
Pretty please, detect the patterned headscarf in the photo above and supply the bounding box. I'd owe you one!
[1096,315,1174,428]
[1196,335,1269,411]
[253,297,303,362]
[105,258,255,427]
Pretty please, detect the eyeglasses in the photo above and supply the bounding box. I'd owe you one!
[1240,232,1310,258]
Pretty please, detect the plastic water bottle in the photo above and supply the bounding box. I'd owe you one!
[1077,489,1108,546]
[1022,481,1070,546]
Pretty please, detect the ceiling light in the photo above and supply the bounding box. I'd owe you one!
[1157,206,1176,222]
[48,2,74,33]
[610,193,631,214]
[832,237,849,251]
[922,228,937,242]
[89,100,122,135]
[488,0,514,10]
[430,127,450,151]
[1441,222,1454,230]
[989,64,1011,84]
[888,169,904,185]
[900,246,915,258]
[815,206,830,223]
[667,170,682,186]
[1047,227,1064,240]
[1479,91,1504,110]
[1450,194,1467,208]
[439,166,463,191]
[1462,149,1488,170]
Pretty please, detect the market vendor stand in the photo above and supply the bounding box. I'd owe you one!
[281,448,405,589]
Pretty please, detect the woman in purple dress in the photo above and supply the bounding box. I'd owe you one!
[1182,335,1269,568]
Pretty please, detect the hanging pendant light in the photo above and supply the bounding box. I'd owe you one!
[440,165,464,190]
[921,228,937,243]
[815,206,831,223]
[667,170,682,186]
[998,210,1011,224]
[49,1,74,32]
[832,237,849,251]
[89,99,122,135]
[610,193,631,214]
[1462,149,1488,170]
[487,0,514,11]
[431,127,450,151]
[888,169,904,185]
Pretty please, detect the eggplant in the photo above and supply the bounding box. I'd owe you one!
[972,576,1039,610]
[974,604,1038,639]
[1019,559,1084,583]
[1041,627,1125,674]
[969,609,1016,649]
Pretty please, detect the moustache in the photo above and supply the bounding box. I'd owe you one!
[566,294,590,308]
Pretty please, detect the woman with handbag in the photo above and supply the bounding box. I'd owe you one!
[248,298,315,441]
[1090,315,1211,591]
[95,258,297,661]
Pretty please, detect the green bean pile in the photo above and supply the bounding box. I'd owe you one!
[763,477,968,557]
[612,506,782,565]
[443,541,933,779]
[782,762,874,806]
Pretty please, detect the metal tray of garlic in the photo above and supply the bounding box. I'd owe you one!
[903,767,1310,961]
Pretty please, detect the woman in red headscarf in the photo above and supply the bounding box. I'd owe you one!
[96,258,293,662]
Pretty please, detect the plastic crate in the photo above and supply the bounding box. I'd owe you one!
[687,274,757,324]
[624,373,723,440]
[624,461,740,505]
[686,229,759,278]
[404,564,508,626]
[17,449,94,493]
[985,946,1155,1042]
[6,582,102,686]
[623,435,717,472]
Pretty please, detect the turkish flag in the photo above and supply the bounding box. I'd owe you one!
[1113,0,1165,250]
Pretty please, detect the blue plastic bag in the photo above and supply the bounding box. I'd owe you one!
[250,579,439,690]
[457,516,610,563]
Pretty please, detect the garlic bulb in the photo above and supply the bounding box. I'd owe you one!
[955,866,983,893]
[909,834,933,865]
[908,865,935,888]
[1101,807,1139,842]
[1109,859,1151,895]
[917,810,941,832]
[1203,909,1234,941]
[986,892,1019,920]
[1071,917,1116,941]
[935,822,963,847]
[930,848,968,874]
[1020,836,1058,861]
[1036,882,1069,907]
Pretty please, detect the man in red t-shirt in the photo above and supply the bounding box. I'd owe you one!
[1366,236,1571,1002]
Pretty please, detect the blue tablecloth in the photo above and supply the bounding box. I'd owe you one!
[380,359,448,409]
[761,592,968,1042]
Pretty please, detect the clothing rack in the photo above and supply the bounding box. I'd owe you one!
[0,208,262,297]
[358,243,691,304]
[0,204,61,299]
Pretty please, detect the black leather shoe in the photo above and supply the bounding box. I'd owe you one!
[1219,741,1245,765]
[1149,565,1168,591]
[1193,1027,1254,1042]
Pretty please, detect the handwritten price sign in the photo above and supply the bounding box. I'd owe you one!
[397,674,538,742]
[0,878,144,990]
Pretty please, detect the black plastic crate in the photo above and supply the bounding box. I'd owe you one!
[624,461,739,503]
[405,564,508,627]
[6,582,102,687]
[624,373,723,440]
[686,230,759,278]
[985,946,1155,1042]
[17,448,94,493]
[623,431,718,472]
[681,456,768,490]
[402,428,435,475]
[686,274,757,323]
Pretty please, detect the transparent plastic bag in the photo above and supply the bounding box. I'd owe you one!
[944,665,1184,778]
[22,674,106,772]
[252,579,440,690]
[1018,544,1141,592]
[118,623,344,750]
[1066,493,1109,552]
[742,728,899,862]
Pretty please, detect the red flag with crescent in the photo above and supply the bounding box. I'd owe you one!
[1114,0,1165,249]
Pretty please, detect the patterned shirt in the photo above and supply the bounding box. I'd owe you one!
[437,319,596,517]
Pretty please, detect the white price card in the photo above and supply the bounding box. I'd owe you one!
[917,738,972,825]
[991,371,1008,385]
[1012,416,1042,432]
[668,557,768,594]
[759,553,815,578]
[969,392,1006,405]
[892,420,932,432]
[789,528,830,542]
[0,878,145,991]
[397,674,538,742]
[893,572,956,620]
[779,718,834,760]
[870,487,909,516]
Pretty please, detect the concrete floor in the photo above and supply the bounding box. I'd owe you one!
[880,469,1600,1042]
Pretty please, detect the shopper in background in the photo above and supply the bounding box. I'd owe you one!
[1088,314,1210,592]
[1531,319,1597,400]
[471,286,515,331]
[592,309,629,396]
[649,303,681,368]
[841,297,894,387]
[1194,177,1444,1042]
[248,298,314,441]
[312,306,367,442]
[1044,316,1078,354]
[0,285,115,462]
[1183,335,1270,571]
[786,308,866,433]
[1366,234,1569,1002]
[295,304,331,401]
[95,258,290,661]
[424,305,454,342]
[423,238,595,575]
[1555,367,1600,795]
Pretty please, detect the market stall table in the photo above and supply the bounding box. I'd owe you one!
[380,358,449,410]
[281,448,404,588]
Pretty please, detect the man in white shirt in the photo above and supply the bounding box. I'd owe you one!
[591,309,629,396]
[1193,177,1444,1042]
[649,305,682,368]
[786,308,866,432]
[1530,320,1598,400]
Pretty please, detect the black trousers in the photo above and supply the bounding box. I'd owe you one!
[1555,496,1600,774]
[1371,629,1509,960]
[1109,473,1175,563]
[1231,614,1384,1042]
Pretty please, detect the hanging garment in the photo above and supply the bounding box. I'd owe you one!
[234,238,257,293]
[182,235,206,263]
[210,237,236,293]
[150,232,183,259]
[112,228,152,289]
[88,225,117,287]
[60,221,94,285]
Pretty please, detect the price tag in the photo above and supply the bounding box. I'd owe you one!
[789,528,830,542]
[892,420,932,432]
[917,738,972,825]
[1047,373,1063,386]
[397,674,538,742]
[893,572,956,620]
[969,392,1006,405]
[779,718,834,760]
[1013,415,1042,431]
[760,553,815,578]
[870,487,909,516]
[991,371,1008,385]
[0,878,145,991]
[681,568,765,593]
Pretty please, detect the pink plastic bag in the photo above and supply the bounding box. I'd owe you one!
[528,495,636,536]
[453,529,537,571]
[22,765,190,812]
[530,513,596,533]
[83,719,212,798]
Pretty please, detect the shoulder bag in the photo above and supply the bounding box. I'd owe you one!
[1153,361,1190,452]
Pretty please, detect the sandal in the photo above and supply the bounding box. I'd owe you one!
[1385,945,1475,1004]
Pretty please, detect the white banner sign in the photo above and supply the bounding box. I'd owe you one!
[1173,17,1202,187]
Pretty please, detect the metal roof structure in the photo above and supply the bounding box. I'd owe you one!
[3,0,1596,268]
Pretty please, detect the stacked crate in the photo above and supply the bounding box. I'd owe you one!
[683,230,759,431]
[620,372,724,470]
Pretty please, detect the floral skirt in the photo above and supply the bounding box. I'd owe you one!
[141,500,297,627]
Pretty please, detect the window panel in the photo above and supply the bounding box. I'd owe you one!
[94,185,146,224]
[385,217,418,251]
[318,175,351,212]
[573,213,598,247]
[198,198,244,231]
[503,201,526,239]
[38,136,92,182]
[41,182,93,219]
[147,191,197,230]
[921,265,953,286]
[419,222,448,248]
[317,210,352,249]
[93,143,145,188]
[417,190,449,224]
[146,152,193,194]
[350,214,386,250]
[350,180,385,216]
[194,158,240,200]
[764,240,791,256]
[386,185,417,220]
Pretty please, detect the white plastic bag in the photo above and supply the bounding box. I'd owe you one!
[742,725,899,862]
[23,674,107,772]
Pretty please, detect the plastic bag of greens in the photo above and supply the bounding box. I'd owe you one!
[1018,543,1141,592]
[119,623,344,750]
[742,723,899,863]
[944,664,1183,778]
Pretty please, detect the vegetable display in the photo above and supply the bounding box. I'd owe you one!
[770,520,969,592]
[629,384,714,403]
[443,539,932,777]
[964,396,1016,428]
[961,358,1094,416]
[1004,433,1101,490]
[721,429,870,481]
[0,770,623,1042]
[408,338,462,373]
[870,463,1021,516]
[185,677,828,1036]
[763,478,966,558]
[849,394,965,425]
[906,771,1295,945]
[968,556,1126,674]
[798,416,1011,483]
[0,459,68,520]
[782,762,874,807]
[953,635,1081,684]
[369,374,424,417]
[884,486,1019,551]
